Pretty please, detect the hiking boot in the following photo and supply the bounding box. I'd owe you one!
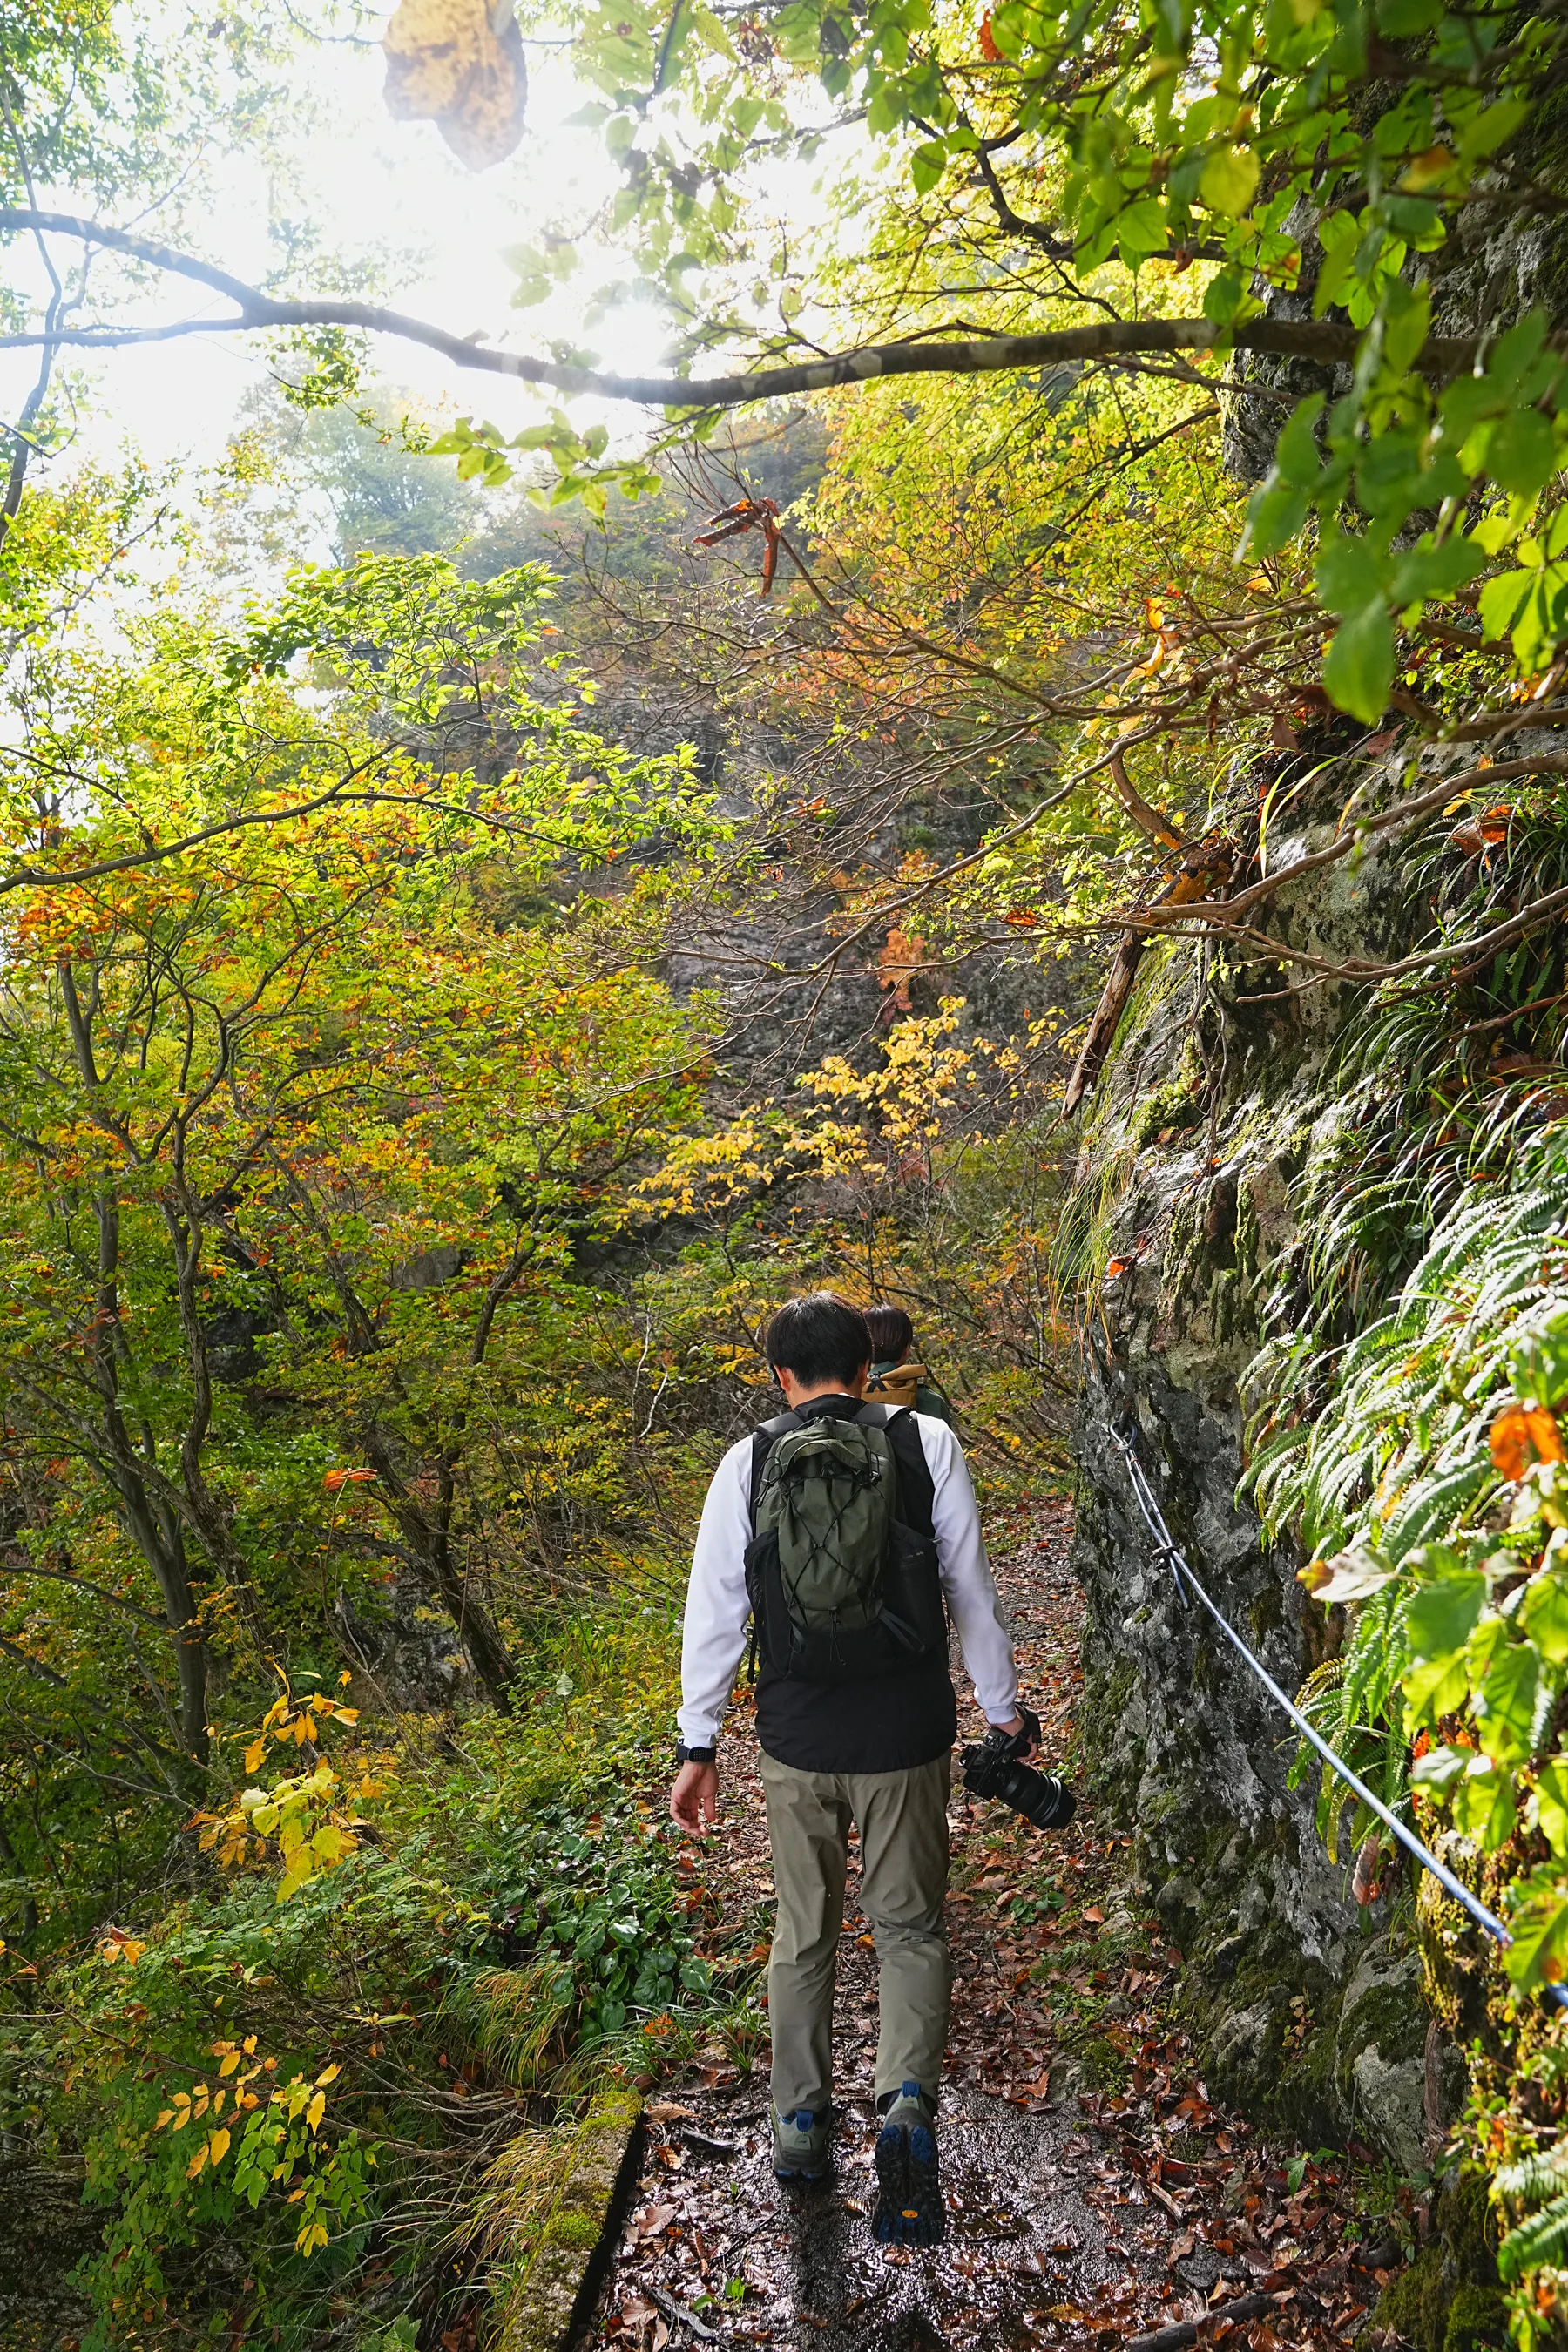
[772,2103,832,2180]
[872,2081,944,2246]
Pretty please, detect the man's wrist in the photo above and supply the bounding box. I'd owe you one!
[676,1740,716,1766]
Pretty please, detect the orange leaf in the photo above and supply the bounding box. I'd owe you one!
[1490,1405,1565,1481]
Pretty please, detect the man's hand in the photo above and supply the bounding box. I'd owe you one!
[671,1761,719,1833]
[997,1711,1041,1761]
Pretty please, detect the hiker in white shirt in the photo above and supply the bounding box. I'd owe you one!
[669,1292,1037,2246]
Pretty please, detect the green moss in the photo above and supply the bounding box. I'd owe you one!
[1130,1068,1204,1149]
[1249,1579,1285,1639]
[1078,1652,1140,1800]
[1377,2246,1450,2349]
[1337,1975,1429,2076]
[542,2209,599,2249]
[1442,2282,1508,2352]
[1070,2031,1131,2092]
[1373,2181,1505,2352]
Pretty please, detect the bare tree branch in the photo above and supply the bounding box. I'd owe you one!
[0,206,1471,412]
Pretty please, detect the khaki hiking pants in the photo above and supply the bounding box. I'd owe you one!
[760,1751,951,2119]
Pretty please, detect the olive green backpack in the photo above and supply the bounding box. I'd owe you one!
[743,1402,945,1683]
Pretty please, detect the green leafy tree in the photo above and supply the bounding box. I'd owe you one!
[0,547,714,1925]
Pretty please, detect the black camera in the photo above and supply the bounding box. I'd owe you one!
[961,1714,1077,1831]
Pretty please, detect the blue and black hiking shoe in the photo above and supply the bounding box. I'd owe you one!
[872,2081,944,2246]
[772,2103,832,2180]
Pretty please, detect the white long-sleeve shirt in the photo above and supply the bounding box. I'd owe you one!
[678,1411,1018,1749]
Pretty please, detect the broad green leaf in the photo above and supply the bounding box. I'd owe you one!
[1375,0,1441,32]
[1458,97,1530,164]
[692,5,739,59]
[1402,1571,1486,1724]
[1403,1646,1473,1727]
[1246,483,1308,558]
[1533,1758,1568,1855]
[1316,530,1384,615]
[1200,145,1260,216]
[1490,314,1551,399]
[1406,1573,1487,1658]
[1511,1320,1568,1413]
[1453,1755,1516,1847]
[1117,199,1171,258]
[1389,535,1485,609]
[1505,1873,1568,1991]
[1322,601,1394,724]
[1487,409,1559,501]
[1381,280,1431,376]
[909,140,948,195]
[1478,568,1534,642]
[1274,394,1327,489]
[1471,1639,1546,1765]
[1411,1742,1470,1792]
[1520,1567,1568,1665]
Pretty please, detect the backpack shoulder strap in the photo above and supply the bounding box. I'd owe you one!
[750,1410,805,1517]
[858,1402,936,1535]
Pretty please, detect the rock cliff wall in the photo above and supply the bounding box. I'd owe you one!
[1066,755,1458,2171]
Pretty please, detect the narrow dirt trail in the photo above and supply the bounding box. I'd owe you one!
[591,1497,1409,2352]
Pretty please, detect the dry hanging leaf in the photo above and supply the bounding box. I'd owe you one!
[1350,1832,1385,1906]
[1490,1404,1565,1481]
[1449,805,1512,855]
[382,0,528,171]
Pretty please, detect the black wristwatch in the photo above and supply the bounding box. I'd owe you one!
[676,1740,716,1765]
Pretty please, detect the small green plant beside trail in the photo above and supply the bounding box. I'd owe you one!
[3,1596,763,2352]
[1248,1128,1568,2345]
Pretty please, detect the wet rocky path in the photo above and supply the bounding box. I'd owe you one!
[590,1496,1411,2352]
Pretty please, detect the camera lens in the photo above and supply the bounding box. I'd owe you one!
[961,1738,1077,1831]
[997,1757,1077,1830]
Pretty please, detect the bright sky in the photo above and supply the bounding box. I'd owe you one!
[0,22,673,488]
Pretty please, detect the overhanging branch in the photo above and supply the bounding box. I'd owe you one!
[0,206,1472,411]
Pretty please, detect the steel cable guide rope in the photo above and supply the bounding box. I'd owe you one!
[1110,1419,1568,2012]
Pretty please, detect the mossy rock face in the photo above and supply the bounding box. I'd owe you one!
[1068,741,1460,2179]
[1442,2281,1510,2352]
[1373,2181,1506,2352]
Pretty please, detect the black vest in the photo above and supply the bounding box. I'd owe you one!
[747,1395,956,1774]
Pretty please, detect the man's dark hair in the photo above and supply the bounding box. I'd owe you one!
[863,1305,915,1362]
[765,1293,873,1389]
